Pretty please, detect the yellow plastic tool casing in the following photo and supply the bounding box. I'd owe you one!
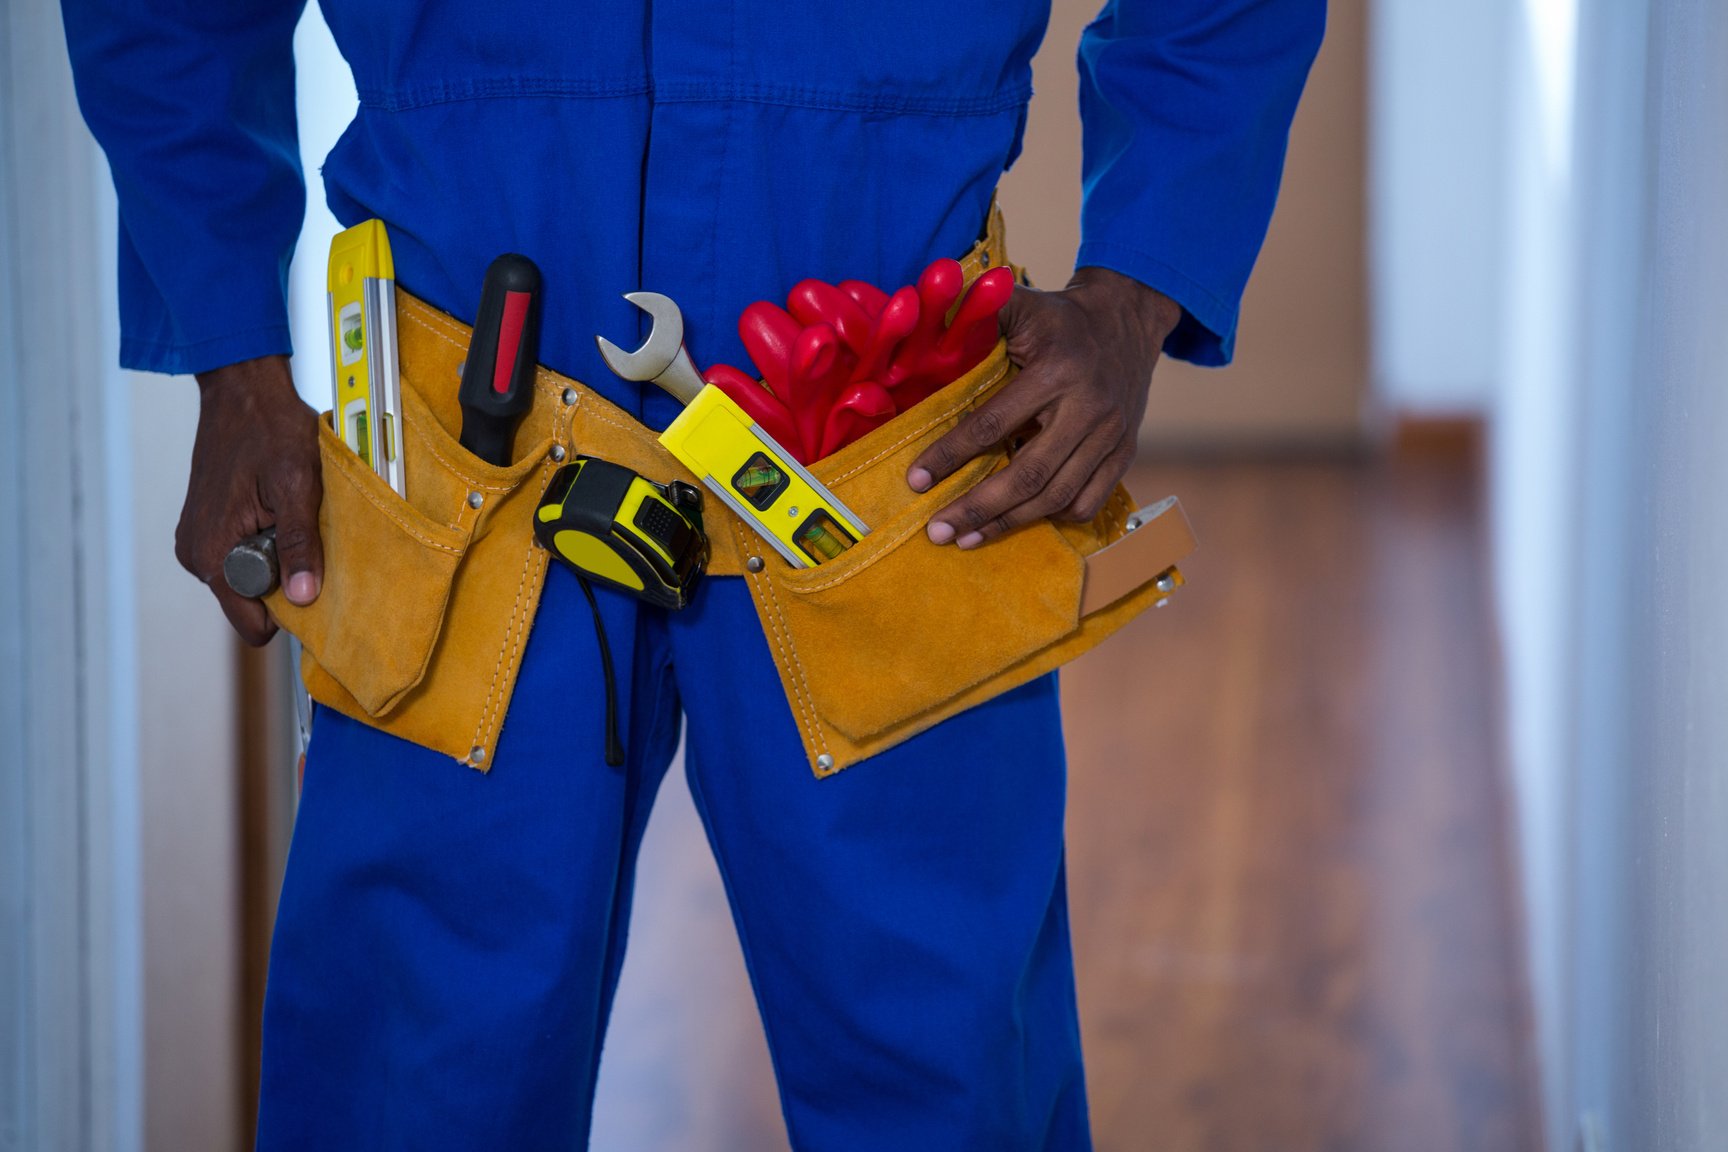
[536,470,680,589]
[533,456,709,610]
[327,219,405,494]
[657,385,868,568]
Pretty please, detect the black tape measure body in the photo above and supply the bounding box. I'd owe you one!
[534,456,708,611]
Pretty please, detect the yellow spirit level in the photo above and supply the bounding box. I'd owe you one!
[534,457,709,610]
[327,219,405,494]
[594,291,869,569]
[658,387,868,568]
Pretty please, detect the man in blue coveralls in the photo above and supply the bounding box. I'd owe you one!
[64,2,1322,1147]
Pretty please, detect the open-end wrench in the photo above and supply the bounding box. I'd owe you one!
[595,291,708,405]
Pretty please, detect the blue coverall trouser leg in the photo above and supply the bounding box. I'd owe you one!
[255,565,1093,1151]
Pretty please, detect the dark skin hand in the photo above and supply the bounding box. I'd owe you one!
[908,266,1182,545]
[179,354,324,646]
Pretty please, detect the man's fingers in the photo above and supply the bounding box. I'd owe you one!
[906,372,1050,492]
[267,463,325,606]
[925,418,1098,546]
[212,582,278,647]
[995,282,1040,341]
[1057,438,1136,523]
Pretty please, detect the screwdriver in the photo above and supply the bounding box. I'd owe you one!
[459,253,543,466]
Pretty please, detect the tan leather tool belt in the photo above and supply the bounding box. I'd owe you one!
[267,205,1196,776]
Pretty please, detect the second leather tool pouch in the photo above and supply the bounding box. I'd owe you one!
[733,333,1192,778]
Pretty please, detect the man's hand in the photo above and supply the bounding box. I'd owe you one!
[907,267,1182,547]
[178,354,323,646]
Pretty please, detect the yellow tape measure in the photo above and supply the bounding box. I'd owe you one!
[534,457,709,610]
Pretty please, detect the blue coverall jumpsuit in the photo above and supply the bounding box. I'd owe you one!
[63,1,1323,1146]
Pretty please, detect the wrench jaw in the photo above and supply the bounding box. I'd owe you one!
[595,291,707,405]
[595,333,666,381]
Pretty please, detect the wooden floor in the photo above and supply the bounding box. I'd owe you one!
[588,448,1540,1152]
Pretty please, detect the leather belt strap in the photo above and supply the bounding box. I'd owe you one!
[394,203,1016,579]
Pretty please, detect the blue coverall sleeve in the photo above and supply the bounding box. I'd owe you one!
[62,0,309,375]
[1077,0,1325,365]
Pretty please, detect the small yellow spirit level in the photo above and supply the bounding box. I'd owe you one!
[658,387,868,568]
[595,291,869,569]
[327,219,405,494]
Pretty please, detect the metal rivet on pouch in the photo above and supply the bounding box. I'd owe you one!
[816,753,835,771]
[1154,598,1170,609]
[467,490,484,509]
[561,388,578,406]
[980,251,991,268]
[746,556,765,573]
[469,746,487,764]
[1154,575,1176,594]
[550,444,567,462]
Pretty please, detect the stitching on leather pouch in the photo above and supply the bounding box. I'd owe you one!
[401,411,528,496]
[407,304,567,408]
[785,506,943,594]
[403,295,568,405]
[781,449,998,594]
[576,398,640,439]
[471,490,550,754]
[738,521,823,754]
[1107,485,1131,530]
[327,440,465,555]
[756,580,823,758]
[393,303,568,490]
[403,295,633,442]
[826,357,1011,485]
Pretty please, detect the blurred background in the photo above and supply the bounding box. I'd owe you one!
[4,0,1726,1149]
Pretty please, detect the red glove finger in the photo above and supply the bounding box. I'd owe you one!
[739,301,802,398]
[891,266,1014,404]
[937,266,1014,357]
[806,329,860,418]
[888,258,965,392]
[818,380,897,459]
[787,323,841,457]
[788,280,874,358]
[854,285,920,387]
[839,280,890,317]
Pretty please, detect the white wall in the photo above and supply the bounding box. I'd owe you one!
[1495,0,1580,1144]
[1568,3,1728,1147]
[0,1,143,1147]
[128,376,242,1152]
[1495,0,1728,1149]
[1370,0,1507,414]
[288,9,357,410]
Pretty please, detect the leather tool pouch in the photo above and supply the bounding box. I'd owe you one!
[265,204,1195,776]
[264,296,564,768]
[736,335,1195,778]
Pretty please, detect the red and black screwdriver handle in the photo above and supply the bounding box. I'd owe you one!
[459,253,543,467]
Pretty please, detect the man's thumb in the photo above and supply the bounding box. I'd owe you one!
[271,469,325,606]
